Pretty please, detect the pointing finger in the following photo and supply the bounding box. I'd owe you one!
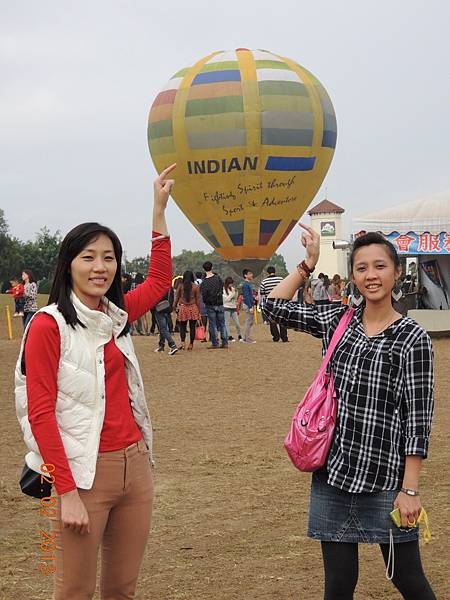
[159,163,177,181]
[299,222,314,234]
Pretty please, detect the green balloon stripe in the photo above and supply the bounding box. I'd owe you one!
[260,95,312,112]
[255,60,292,70]
[200,61,240,73]
[171,68,189,78]
[185,96,244,117]
[185,112,246,133]
[258,81,308,96]
[148,119,173,139]
[148,135,175,156]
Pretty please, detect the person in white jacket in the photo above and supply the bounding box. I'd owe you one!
[222,277,243,342]
[15,164,175,599]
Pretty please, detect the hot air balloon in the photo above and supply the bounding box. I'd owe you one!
[148,48,337,276]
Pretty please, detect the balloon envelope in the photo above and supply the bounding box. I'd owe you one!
[148,48,337,275]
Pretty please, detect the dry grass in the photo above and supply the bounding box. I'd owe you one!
[1,293,449,599]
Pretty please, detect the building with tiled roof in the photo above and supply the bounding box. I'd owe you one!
[308,199,348,278]
[308,199,345,215]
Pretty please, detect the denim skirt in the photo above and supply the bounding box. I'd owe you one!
[307,471,419,544]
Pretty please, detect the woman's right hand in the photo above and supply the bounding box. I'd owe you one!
[153,163,176,212]
[60,489,90,535]
[299,223,320,270]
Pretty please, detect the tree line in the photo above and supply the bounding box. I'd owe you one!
[128,249,288,286]
[0,208,288,293]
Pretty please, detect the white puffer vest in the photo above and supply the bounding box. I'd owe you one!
[15,293,153,490]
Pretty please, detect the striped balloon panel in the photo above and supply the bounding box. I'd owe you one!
[148,70,186,156]
[256,55,314,149]
[185,53,246,150]
[299,65,337,149]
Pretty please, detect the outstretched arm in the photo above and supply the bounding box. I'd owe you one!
[125,165,176,321]
[268,223,319,300]
[263,224,346,337]
[151,163,175,235]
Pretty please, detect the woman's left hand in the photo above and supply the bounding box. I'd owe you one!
[154,163,176,211]
[394,491,422,528]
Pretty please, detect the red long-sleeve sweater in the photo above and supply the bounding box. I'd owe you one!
[7,283,25,299]
[25,233,171,495]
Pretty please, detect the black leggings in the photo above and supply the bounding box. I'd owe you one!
[179,319,196,344]
[321,541,435,600]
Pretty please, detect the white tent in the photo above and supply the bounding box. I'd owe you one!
[352,191,450,235]
[352,191,450,313]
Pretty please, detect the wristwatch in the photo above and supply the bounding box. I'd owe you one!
[400,487,420,497]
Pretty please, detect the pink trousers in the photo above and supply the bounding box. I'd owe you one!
[50,439,153,600]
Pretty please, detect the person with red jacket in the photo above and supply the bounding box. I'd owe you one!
[15,165,175,599]
[6,277,25,316]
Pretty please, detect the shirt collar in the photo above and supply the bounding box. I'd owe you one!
[353,306,406,338]
[70,292,128,337]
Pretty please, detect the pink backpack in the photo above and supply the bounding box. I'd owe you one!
[284,308,355,472]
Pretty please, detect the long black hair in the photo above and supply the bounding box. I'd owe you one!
[22,269,36,283]
[48,222,129,336]
[224,276,234,293]
[182,270,194,302]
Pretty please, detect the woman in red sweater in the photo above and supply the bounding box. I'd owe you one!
[16,165,175,599]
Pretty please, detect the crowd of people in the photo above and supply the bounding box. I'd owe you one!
[12,163,436,599]
[121,262,262,352]
[96,263,426,356]
[5,246,422,344]
[121,260,315,351]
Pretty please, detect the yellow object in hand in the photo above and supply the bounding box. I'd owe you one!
[390,507,431,543]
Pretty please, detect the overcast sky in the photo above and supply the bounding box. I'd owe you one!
[1,0,449,269]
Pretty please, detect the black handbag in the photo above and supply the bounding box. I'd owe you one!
[19,463,52,498]
[19,463,52,499]
[18,333,52,500]
[155,299,170,312]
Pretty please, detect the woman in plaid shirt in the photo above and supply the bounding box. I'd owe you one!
[263,225,435,599]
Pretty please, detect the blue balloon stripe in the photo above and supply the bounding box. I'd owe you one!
[192,70,241,85]
[228,233,244,246]
[322,130,337,148]
[259,219,281,234]
[265,156,316,171]
[222,220,245,246]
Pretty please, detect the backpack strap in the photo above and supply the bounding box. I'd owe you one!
[318,308,355,376]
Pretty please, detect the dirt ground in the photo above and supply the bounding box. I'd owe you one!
[0,296,449,599]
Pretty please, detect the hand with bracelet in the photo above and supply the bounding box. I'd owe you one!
[394,455,423,528]
[268,223,320,300]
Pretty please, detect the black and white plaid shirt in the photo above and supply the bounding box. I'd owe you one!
[263,299,434,493]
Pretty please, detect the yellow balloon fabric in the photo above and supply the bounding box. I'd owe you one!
[148,48,337,275]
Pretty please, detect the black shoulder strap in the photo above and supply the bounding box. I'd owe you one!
[21,332,29,376]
